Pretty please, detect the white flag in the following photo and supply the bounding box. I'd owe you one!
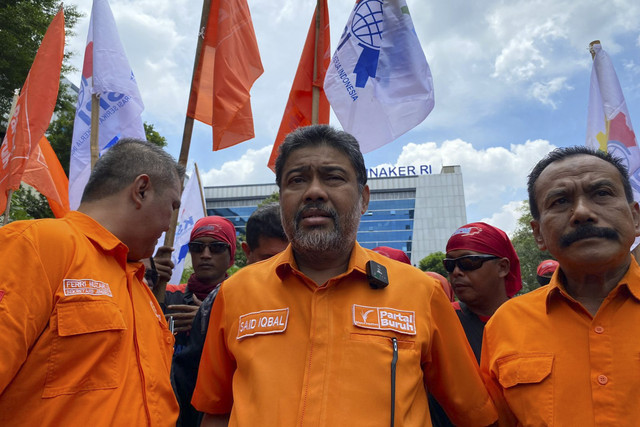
[587,42,640,248]
[324,0,434,153]
[154,170,206,285]
[69,0,145,209]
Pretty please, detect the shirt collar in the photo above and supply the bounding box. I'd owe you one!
[545,256,640,313]
[275,242,370,283]
[65,211,133,271]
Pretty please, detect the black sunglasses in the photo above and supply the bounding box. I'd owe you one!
[188,241,230,254]
[443,255,499,273]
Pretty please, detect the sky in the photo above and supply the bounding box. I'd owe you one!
[63,0,640,236]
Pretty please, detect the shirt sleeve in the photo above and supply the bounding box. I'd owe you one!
[423,285,498,426]
[191,286,236,414]
[0,227,55,393]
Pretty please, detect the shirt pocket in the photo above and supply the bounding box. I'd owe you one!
[497,353,554,426]
[43,300,127,398]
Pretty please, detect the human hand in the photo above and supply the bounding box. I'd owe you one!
[153,246,175,283]
[165,304,199,333]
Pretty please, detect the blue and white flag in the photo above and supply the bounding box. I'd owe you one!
[323,0,434,153]
[69,0,145,209]
[154,169,206,284]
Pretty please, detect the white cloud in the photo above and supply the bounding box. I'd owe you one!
[199,146,274,186]
[480,200,526,237]
[530,77,573,108]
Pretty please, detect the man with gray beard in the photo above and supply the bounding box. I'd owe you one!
[192,125,497,427]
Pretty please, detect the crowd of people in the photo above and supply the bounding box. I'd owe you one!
[1,124,639,426]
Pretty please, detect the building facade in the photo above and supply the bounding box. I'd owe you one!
[204,165,467,264]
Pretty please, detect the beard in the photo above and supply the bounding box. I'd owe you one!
[285,200,362,256]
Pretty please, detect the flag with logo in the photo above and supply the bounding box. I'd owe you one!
[187,0,264,151]
[324,0,434,153]
[154,169,206,284]
[69,0,145,210]
[267,0,330,171]
[587,41,640,247]
[0,9,65,214]
[22,136,70,218]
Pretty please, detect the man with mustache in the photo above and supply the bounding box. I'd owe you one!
[192,125,497,427]
[481,147,640,425]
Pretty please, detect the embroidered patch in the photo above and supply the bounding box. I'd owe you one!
[237,308,289,340]
[353,304,416,335]
[63,279,112,297]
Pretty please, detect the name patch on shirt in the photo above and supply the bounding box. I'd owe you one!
[237,308,289,340]
[63,279,113,297]
[353,304,416,335]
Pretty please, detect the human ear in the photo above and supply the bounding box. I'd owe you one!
[531,219,547,251]
[131,174,151,208]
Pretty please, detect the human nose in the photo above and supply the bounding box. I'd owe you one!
[571,196,597,225]
[303,176,328,202]
[200,246,213,259]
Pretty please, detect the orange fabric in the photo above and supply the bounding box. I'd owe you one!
[481,257,640,426]
[187,0,263,151]
[0,211,179,426]
[267,1,330,171]
[192,243,497,426]
[21,136,70,218]
[0,9,64,212]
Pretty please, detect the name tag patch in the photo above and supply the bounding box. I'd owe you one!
[353,304,416,335]
[63,279,112,297]
[237,308,289,340]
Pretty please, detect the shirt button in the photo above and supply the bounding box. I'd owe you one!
[597,375,608,385]
[594,326,604,334]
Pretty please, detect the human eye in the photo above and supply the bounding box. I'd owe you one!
[287,174,306,185]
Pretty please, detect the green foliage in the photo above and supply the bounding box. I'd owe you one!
[144,122,167,148]
[0,1,82,132]
[418,251,447,276]
[0,184,53,225]
[511,200,554,294]
[259,191,280,206]
[180,265,194,284]
[233,235,247,268]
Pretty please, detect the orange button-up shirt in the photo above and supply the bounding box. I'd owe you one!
[0,212,179,426]
[481,257,640,426]
[193,243,497,426]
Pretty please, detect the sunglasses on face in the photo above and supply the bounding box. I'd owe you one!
[188,241,229,254]
[442,255,499,273]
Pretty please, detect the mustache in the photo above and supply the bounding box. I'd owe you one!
[294,202,338,227]
[559,224,619,247]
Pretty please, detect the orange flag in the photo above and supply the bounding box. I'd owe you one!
[0,9,65,214]
[22,136,70,218]
[268,0,330,171]
[187,0,264,151]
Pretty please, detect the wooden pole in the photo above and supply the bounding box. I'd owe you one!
[89,94,100,168]
[589,40,600,60]
[2,89,22,225]
[194,162,207,216]
[311,0,322,125]
[153,0,211,302]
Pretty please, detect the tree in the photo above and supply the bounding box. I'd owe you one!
[0,1,81,133]
[511,200,554,294]
[418,251,447,276]
[144,122,167,148]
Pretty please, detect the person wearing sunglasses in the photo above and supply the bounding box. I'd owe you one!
[429,222,521,427]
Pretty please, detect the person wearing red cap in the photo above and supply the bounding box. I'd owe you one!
[536,259,558,286]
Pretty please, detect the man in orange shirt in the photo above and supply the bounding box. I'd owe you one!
[192,125,497,426]
[481,147,640,425]
[0,139,183,426]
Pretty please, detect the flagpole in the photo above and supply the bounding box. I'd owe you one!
[2,90,21,225]
[311,0,322,125]
[589,40,600,60]
[89,94,100,168]
[154,0,211,302]
[194,162,207,216]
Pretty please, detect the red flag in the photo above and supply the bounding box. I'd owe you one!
[22,136,70,218]
[268,0,330,171]
[0,9,65,213]
[187,0,264,151]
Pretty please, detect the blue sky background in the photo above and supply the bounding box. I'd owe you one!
[64,0,640,235]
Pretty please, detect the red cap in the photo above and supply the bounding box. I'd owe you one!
[446,222,522,298]
[190,216,237,267]
[537,259,559,277]
[372,246,411,265]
